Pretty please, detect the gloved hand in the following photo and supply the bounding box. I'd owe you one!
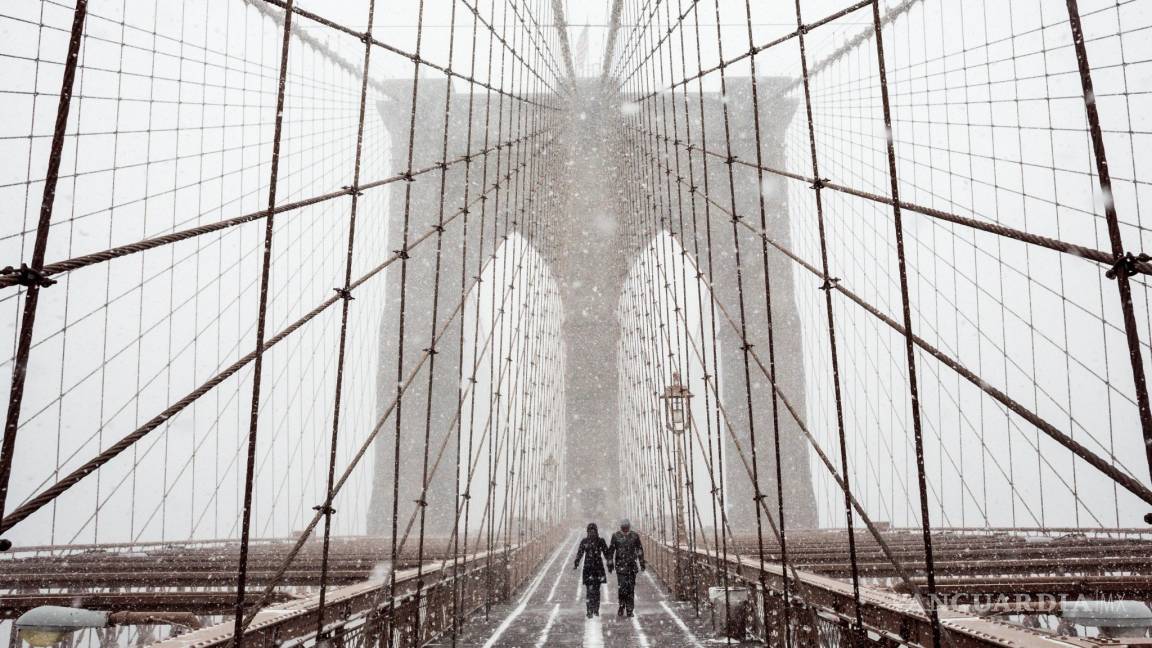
[640,562,647,572]
[573,563,578,571]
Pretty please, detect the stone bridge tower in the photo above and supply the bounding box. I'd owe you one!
[368,78,817,536]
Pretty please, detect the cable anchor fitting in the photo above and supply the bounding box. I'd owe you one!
[818,277,840,291]
[393,247,410,260]
[810,177,829,190]
[1106,251,1151,280]
[2,264,56,288]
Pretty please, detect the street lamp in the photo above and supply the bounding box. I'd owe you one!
[660,372,693,598]
[542,453,558,483]
[1061,600,1152,638]
[661,372,692,435]
[15,606,107,647]
[14,606,202,647]
[542,454,558,525]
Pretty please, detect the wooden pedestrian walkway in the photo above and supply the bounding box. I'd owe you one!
[431,531,736,647]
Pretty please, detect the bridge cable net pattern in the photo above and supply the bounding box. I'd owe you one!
[0,0,569,646]
[0,0,1151,647]
[610,0,1152,646]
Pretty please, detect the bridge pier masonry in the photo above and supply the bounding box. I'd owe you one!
[368,77,818,536]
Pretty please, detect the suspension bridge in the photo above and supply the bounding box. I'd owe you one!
[0,0,1151,646]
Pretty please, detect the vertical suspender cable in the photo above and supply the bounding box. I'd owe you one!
[1063,0,1152,484]
[412,0,462,637]
[233,3,294,644]
[386,0,428,644]
[708,1,767,642]
[792,0,866,639]
[0,0,89,520]
[687,0,734,604]
[313,0,378,638]
[741,0,793,640]
[869,2,941,645]
[453,0,487,635]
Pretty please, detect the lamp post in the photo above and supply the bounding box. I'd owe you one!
[542,453,558,527]
[14,606,201,647]
[661,372,693,598]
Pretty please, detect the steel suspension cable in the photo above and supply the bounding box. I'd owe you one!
[312,0,379,637]
[410,0,465,638]
[232,3,295,643]
[0,0,89,520]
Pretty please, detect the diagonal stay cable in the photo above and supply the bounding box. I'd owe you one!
[0,0,89,519]
[0,148,549,536]
[641,227,959,646]
[0,132,544,291]
[256,0,556,108]
[646,149,1152,508]
[632,124,1152,279]
[235,219,540,639]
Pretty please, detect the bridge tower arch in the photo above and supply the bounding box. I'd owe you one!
[369,77,818,534]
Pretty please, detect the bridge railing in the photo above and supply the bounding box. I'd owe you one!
[646,537,1133,648]
[146,528,564,648]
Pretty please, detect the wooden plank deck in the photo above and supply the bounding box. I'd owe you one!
[431,531,743,647]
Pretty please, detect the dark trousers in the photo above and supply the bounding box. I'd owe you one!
[617,571,637,612]
[585,581,601,614]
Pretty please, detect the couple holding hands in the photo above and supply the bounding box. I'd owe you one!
[573,519,646,618]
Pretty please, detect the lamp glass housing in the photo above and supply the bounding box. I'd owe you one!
[18,629,69,647]
[661,372,692,435]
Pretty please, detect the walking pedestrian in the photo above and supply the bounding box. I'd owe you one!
[573,522,610,618]
[606,518,645,617]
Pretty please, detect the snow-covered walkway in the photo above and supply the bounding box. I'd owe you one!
[431,531,728,647]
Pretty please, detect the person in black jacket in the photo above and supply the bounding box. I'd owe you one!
[606,518,645,617]
[573,523,609,617]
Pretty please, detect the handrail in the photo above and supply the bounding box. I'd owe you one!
[146,528,563,648]
[646,537,1132,648]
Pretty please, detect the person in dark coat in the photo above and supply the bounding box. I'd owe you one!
[606,518,645,617]
[573,522,609,617]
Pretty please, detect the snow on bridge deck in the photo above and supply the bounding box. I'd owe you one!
[431,532,727,648]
